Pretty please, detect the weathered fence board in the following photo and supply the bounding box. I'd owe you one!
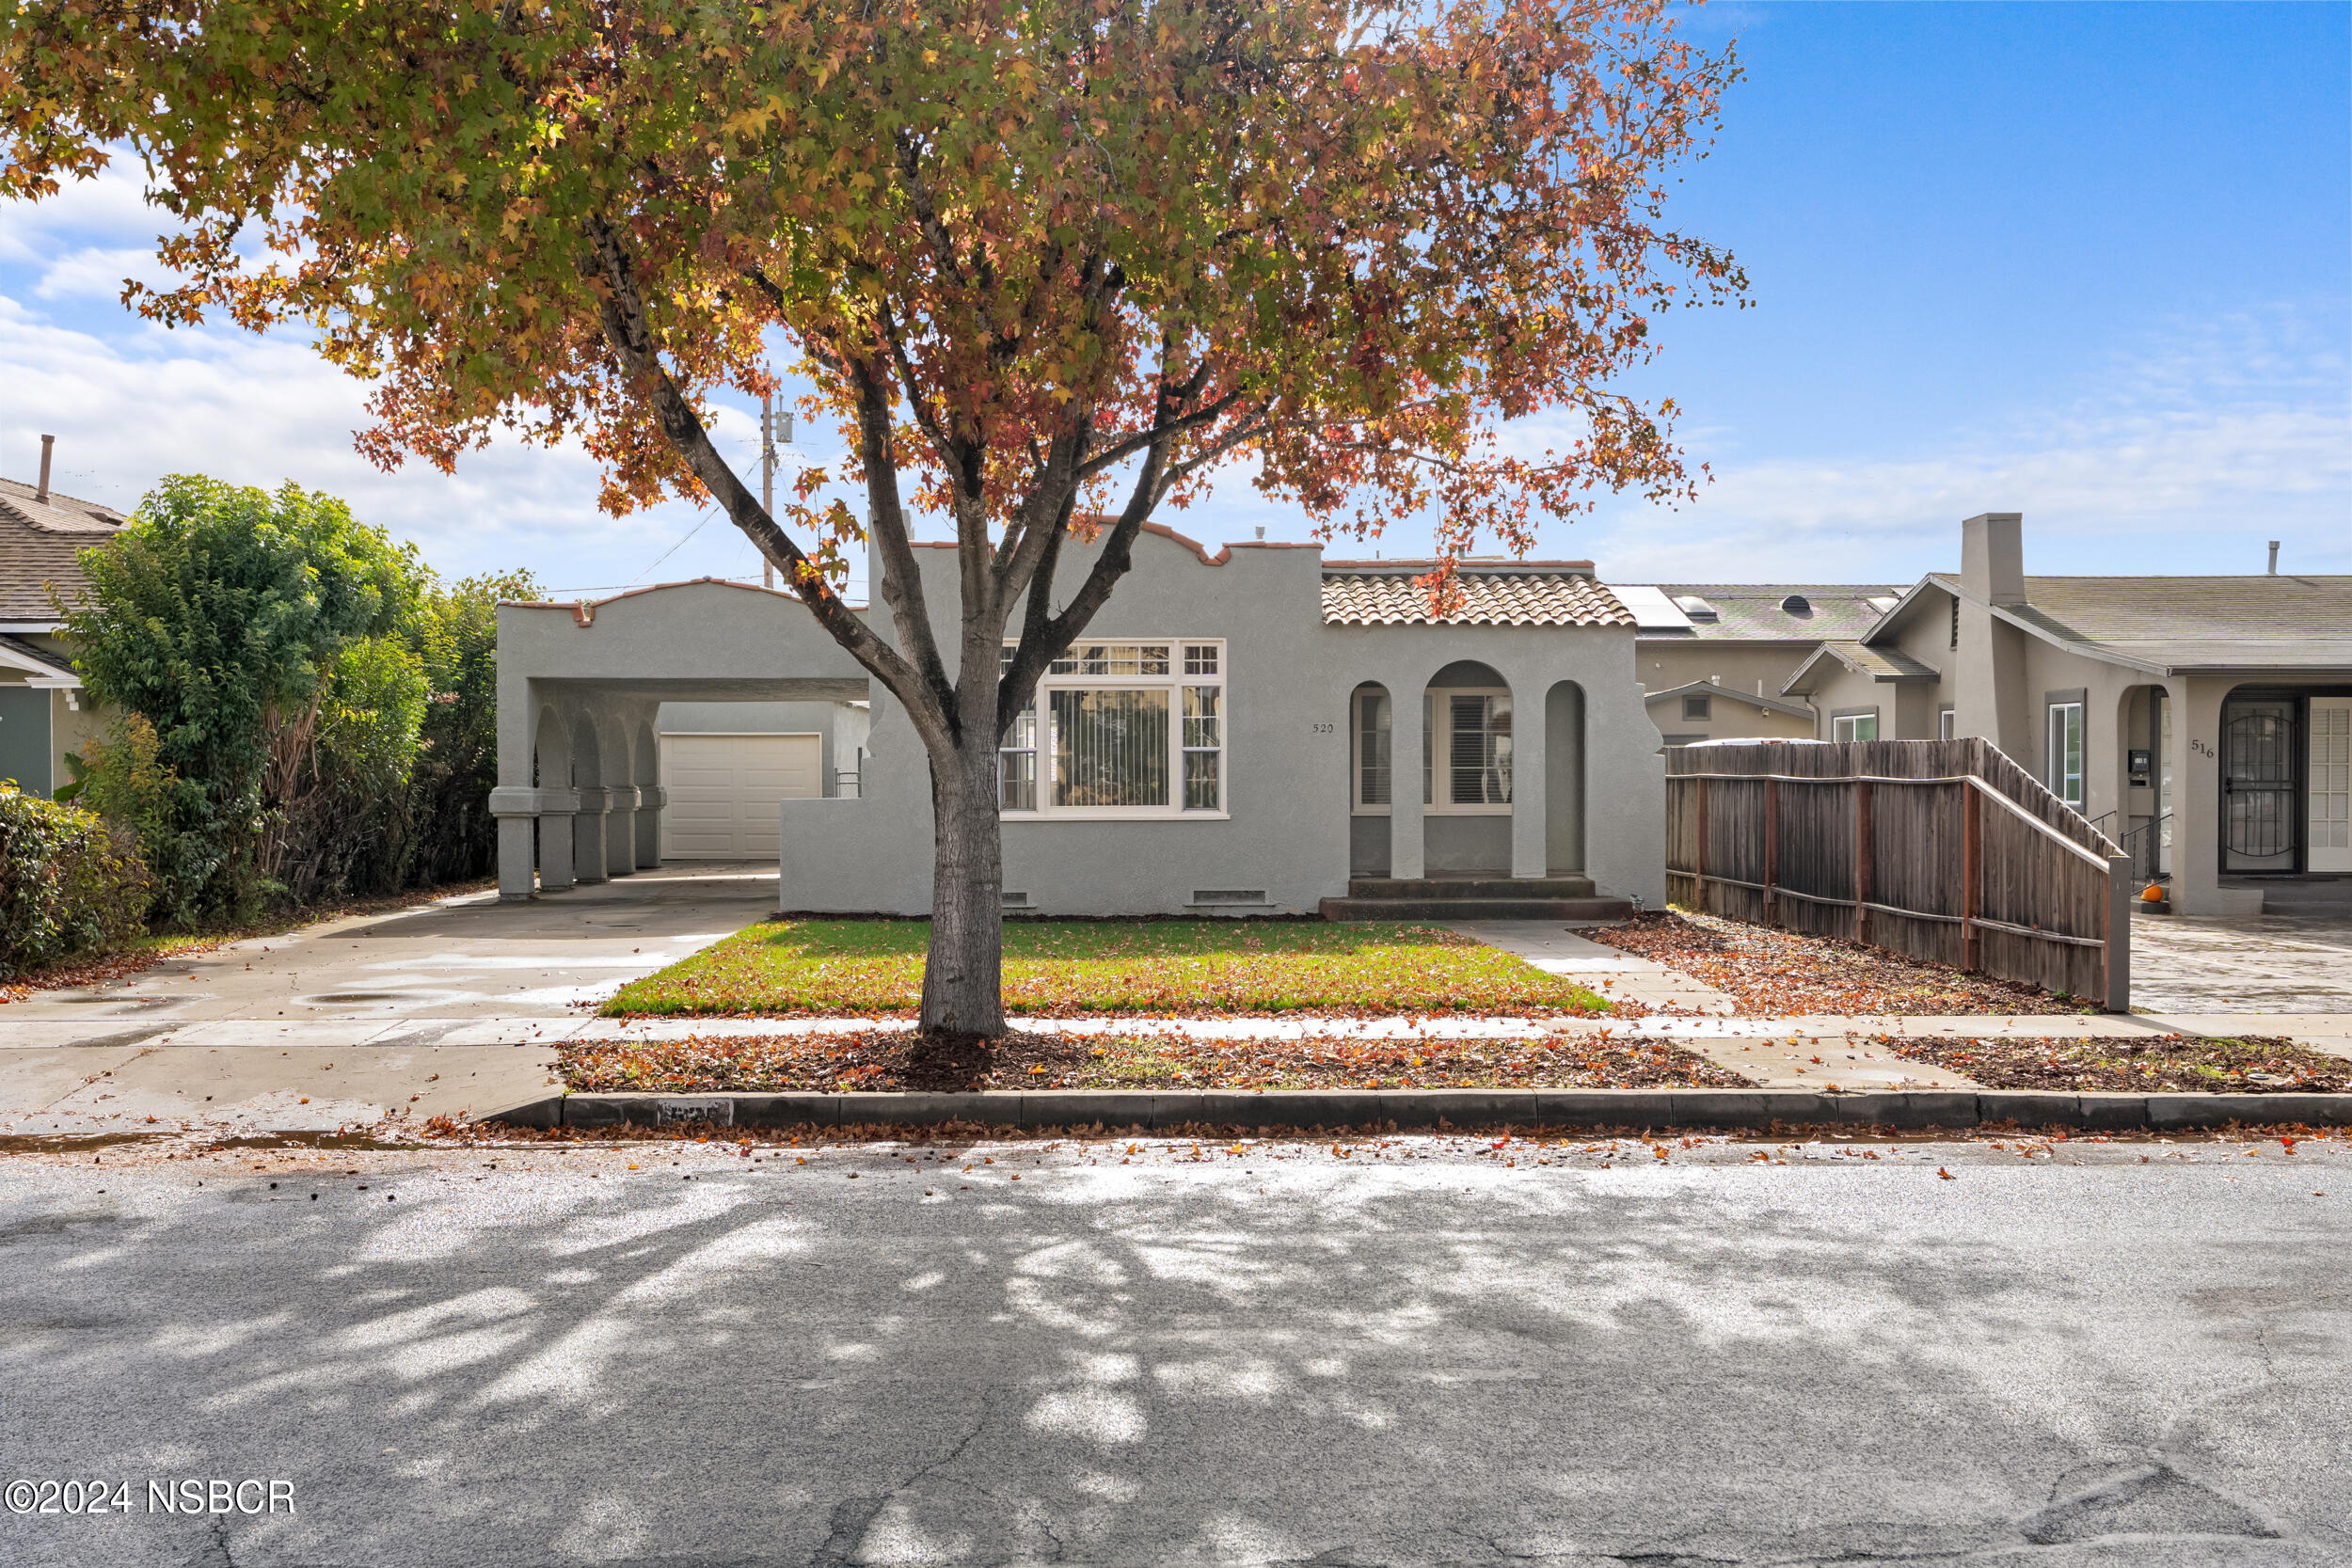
[1664,738,2131,1010]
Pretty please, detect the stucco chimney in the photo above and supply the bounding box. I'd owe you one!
[35,434,54,503]
[2268,540,2280,575]
[1960,512,2024,604]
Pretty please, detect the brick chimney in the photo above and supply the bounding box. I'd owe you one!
[35,434,54,504]
[1960,511,2023,604]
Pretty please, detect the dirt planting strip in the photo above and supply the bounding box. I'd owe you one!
[1883,1034,2351,1093]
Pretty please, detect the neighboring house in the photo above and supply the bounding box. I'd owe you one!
[1613,581,1906,745]
[1637,679,1817,748]
[489,525,1668,917]
[1784,513,2352,914]
[0,447,120,796]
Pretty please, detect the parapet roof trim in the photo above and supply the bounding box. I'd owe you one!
[501,575,863,627]
[908,521,1320,566]
[1319,558,1597,573]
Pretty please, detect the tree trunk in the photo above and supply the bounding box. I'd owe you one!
[920,729,1007,1037]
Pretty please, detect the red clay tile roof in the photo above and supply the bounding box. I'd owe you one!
[1320,566,1632,627]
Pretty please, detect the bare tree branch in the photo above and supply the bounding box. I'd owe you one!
[588,215,948,749]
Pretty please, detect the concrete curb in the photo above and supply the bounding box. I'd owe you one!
[485,1088,2352,1134]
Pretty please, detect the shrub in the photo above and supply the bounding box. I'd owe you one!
[67,713,215,929]
[0,785,151,976]
[64,475,418,920]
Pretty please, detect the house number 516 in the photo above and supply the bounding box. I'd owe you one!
[2190,738,2217,758]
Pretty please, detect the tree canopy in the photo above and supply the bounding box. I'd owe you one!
[7,0,1745,1030]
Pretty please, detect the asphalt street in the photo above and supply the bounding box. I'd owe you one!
[2,1132,2348,1567]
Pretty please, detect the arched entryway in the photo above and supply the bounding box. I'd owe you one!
[1422,660,1512,874]
[1544,680,1586,874]
[532,706,575,891]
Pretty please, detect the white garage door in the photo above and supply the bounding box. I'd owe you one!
[660,733,822,860]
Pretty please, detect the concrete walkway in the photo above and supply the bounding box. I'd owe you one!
[1445,919,1739,1012]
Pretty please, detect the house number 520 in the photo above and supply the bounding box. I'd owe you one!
[1311,722,1336,735]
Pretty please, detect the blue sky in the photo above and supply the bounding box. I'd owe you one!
[3,1,2344,599]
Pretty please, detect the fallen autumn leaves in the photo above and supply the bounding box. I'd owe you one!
[561,1027,1749,1094]
[1886,1034,2351,1092]
[1591,909,2096,1017]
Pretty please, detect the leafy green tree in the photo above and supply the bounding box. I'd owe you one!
[8,0,1744,1034]
[63,476,417,921]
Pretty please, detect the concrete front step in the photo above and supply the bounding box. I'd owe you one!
[1321,895,1633,922]
[1347,876,1598,899]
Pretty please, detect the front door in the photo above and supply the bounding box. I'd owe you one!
[2312,698,2352,874]
[2221,699,2296,873]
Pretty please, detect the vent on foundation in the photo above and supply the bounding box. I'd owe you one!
[1001,891,1030,907]
[1190,889,1268,905]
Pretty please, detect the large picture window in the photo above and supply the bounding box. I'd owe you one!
[1000,641,1226,817]
[1424,689,1512,814]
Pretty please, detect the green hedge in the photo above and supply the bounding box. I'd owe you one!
[0,785,151,977]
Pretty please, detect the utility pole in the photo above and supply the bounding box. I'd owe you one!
[759,396,779,589]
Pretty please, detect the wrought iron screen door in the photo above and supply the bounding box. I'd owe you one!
[2223,700,2296,871]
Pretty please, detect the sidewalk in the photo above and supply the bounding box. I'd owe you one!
[7,885,2347,1133]
[11,1007,2344,1135]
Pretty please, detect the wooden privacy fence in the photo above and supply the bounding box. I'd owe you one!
[1665,738,2133,1011]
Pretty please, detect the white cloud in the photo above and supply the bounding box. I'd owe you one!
[1551,307,2352,582]
[0,165,167,262]
[0,295,797,592]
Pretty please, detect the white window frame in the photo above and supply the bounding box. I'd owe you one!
[1939,705,1956,741]
[1424,688,1514,816]
[1832,710,1879,743]
[1352,688,1393,816]
[998,639,1228,820]
[2047,700,2085,808]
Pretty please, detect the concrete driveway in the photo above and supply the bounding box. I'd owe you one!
[0,866,771,1136]
[2,863,772,1031]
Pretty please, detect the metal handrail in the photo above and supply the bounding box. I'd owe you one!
[2117,812,2169,882]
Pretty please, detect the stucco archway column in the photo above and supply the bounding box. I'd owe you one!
[635,786,665,868]
[572,787,611,883]
[531,791,580,892]
[486,786,558,900]
[1508,676,1548,879]
[603,785,640,877]
[1390,684,1426,880]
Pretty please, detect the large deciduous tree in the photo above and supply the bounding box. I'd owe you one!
[5,0,1744,1037]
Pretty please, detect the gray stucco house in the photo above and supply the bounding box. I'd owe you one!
[1784,514,2352,915]
[489,524,1666,918]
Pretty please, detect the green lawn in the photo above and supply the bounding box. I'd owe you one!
[603,919,1608,1018]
